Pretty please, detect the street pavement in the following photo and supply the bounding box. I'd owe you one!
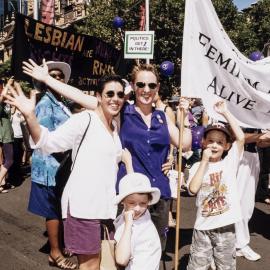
[0,176,270,270]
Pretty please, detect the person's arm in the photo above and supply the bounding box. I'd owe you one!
[257,132,270,148]
[22,59,98,110]
[244,133,261,144]
[121,148,134,173]
[165,106,176,160]
[214,101,245,156]
[3,82,41,143]
[189,148,212,194]
[115,210,134,266]
[167,97,192,151]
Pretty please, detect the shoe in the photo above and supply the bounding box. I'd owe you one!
[263,198,270,205]
[236,245,261,261]
[0,186,8,194]
[3,183,15,190]
[48,255,77,269]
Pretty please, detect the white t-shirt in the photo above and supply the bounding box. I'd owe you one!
[187,142,243,231]
[114,210,161,270]
[11,110,24,138]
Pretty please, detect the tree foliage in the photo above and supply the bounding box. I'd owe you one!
[74,0,270,96]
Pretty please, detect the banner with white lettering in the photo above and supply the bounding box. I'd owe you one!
[181,0,270,128]
[12,13,123,91]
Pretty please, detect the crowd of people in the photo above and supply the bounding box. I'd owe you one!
[0,58,269,270]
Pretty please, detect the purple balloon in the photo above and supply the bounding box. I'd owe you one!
[191,126,205,150]
[160,61,174,76]
[113,16,124,28]
[249,51,264,61]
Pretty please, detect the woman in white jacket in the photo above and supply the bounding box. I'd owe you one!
[3,72,125,270]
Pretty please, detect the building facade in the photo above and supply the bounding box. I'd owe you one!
[0,0,88,64]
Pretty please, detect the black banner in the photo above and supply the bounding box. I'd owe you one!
[12,13,123,91]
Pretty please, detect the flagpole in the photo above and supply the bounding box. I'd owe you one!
[34,0,39,20]
[145,0,150,64]
[174,107,184,270]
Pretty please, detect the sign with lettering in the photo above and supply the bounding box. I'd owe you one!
[124,31,154,59]
[12,13,122,91]
[182,0,270,128]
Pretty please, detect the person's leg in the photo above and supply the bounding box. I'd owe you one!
[47,219,77,269]
[236,151,259,249]
[8,138,24,187]
[235,219,250,249]
[150,198,170,252]
[256,147,270,202]
[46,219,64,259]
[0,143,13,189]
[187,229,213,270]
[212,225,236,270]
[77,254,100,270]
[0,144,3,165]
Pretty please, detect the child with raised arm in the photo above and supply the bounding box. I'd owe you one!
[114,149,161,270]
[187,101,245,270]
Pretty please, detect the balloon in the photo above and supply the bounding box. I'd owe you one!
[249,51,264,61]
[191,126,205,150]
[160,61,174,76]
[113,16,124,28]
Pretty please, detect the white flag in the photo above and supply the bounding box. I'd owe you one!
[181,0,270,128]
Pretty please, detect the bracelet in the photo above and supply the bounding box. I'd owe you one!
[184,125,191,129]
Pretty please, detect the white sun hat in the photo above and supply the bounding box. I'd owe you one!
[46,61,71,83]
[115,173,161,205]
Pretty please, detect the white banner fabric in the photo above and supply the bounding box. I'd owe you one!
[181,0,270,128]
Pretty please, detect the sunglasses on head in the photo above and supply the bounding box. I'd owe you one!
[135,82,158,90]
[49,71,65,80]
[104,90,125,99]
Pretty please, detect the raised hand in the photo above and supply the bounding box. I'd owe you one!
[3,81,36,118]
[124,210,135,224]
[22,58,49,83]
[214,100,228,115]
[202,147,212,162]
[0,77,14,101]
[178,97,190,114]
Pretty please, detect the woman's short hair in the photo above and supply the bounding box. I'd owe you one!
[131,64,160,83]
[96,74,125,94]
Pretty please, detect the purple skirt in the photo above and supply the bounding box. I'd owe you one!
[63,212,101,255]
[63,209,115,255]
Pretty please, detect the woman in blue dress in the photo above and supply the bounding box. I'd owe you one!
[27,61,76,269]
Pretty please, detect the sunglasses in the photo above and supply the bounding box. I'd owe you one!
[135,82,158,90]
[49,72,65,80]
[104,90,125,99]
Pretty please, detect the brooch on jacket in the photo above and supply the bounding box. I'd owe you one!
[156,114,164,124]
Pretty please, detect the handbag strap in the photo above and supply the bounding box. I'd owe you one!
[70,112,91,171]
[102,224,110,240]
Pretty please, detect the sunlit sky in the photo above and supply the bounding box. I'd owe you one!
[233,0,258,10]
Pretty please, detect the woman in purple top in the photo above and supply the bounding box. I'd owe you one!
[19,60,192,254]
[117,64,192,252]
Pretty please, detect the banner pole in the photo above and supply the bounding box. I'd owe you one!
[174,108,184,270]
[145,0,150,64]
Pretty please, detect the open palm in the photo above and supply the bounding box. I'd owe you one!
[22,58,49,83]
[3,82,36,117]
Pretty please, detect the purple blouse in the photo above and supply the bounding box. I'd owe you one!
[117,104,171,199]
